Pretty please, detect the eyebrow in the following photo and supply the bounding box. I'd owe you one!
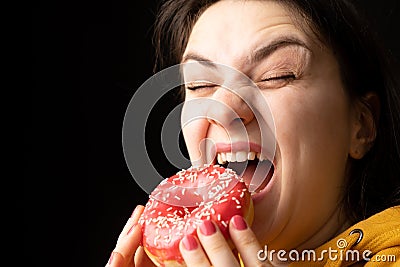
[250,36,309,64]
[181,36,309,66]
[181,53,218,69]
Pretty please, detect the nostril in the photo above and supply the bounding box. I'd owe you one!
[206,113,248,128]
[207,118,219,125]
[231,117,246,126]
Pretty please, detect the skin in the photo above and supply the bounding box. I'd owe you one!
[182,0,352,251]
[107,1,376,266]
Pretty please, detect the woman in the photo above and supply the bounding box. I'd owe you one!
[109,0,400,266]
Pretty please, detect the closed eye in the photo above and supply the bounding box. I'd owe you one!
[259,72,296,89]
[185,82,216,91]
[262,73,296,82]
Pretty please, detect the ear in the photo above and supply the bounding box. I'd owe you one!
[349,92,380,159]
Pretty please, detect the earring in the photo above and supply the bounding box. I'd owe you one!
[350,147,363,159]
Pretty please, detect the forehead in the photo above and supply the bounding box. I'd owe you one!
[184,0,314,67]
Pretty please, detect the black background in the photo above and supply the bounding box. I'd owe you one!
[29,1,399,266]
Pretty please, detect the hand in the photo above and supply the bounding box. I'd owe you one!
[106,205,156,267]
[106,207,264,267]
[179,215,266,267]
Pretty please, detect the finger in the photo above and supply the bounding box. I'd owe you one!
[197,220,240,267]
[107,205,145,266]
[179,235,211,267]
[229,215,266,266]
[134,246,157,267]
[117,205,145,243]
[107,251,129,267]
[111,224,141,266]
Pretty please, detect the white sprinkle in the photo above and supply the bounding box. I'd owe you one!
[232,197,241,205]
[191,207,199,215]
[166,207,172,211]
[174,195,181,200]
[221,221,228,227]
[154,235,160,246]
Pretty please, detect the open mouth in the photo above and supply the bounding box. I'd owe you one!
[214,151,275,194]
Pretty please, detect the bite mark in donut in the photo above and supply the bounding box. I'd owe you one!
[139,164,254,267]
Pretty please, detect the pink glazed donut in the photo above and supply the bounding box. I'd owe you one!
[139,164,254,267]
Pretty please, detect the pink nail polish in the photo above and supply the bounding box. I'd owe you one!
[182,235,198,251]
[108,251,115,265]
[232,215,247,230]
[200,220,216,236]
[127,223,137,235]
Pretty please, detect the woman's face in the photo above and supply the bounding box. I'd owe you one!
[181,0,354,250]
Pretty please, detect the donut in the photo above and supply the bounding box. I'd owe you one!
[138,164,254,267]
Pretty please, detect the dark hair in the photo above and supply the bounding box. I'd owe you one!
[152,0,400,223]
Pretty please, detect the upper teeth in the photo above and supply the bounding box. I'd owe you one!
[217,151,266,164]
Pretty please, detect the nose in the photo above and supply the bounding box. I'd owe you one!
[206,87,254,128]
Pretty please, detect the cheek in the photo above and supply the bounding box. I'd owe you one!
[278,91,351,201]
[261,86,352,247]
[271,84,351,165]
[281,88,351,200]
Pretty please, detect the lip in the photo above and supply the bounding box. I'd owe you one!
[215,142,262,153]
[249,145,279,204]
[250,164,278,204]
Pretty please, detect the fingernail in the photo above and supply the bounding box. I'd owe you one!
[182,235,198,251]
[108,251,115,265]
[127,223,137,235]
[199,220,216,236]
[130,206,140,218]
[232,215,247,230]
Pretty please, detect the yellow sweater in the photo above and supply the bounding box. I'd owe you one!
[290,205,400,266]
